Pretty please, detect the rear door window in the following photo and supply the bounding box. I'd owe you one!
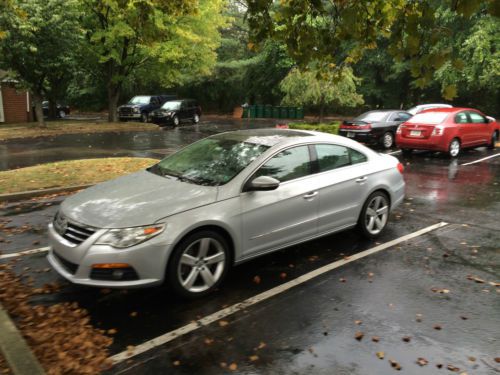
[315,144,350,172]
[455,112,468,124]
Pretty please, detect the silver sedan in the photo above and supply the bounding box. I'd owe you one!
[47,129,405,297]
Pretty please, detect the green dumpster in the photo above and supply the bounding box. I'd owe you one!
[279,106,288,119]
[264,105,273,118]
[288,107,297,119]
[272,106,280,118]
[296,107,304,119]
[242,107,248,118]
[256,104,264,118]
[249,105,257,118]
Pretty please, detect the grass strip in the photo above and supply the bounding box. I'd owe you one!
[0,157,159,194]
[288,122,340,134]
[0,121,159,141]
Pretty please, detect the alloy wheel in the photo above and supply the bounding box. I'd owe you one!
[193,114,200,123]
[383,132,394,149]
[364,195,389,235]
[449,139,460,157]
[177,237,226,293]
[173,116,179,126]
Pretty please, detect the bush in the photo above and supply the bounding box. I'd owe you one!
[288,122,340,135]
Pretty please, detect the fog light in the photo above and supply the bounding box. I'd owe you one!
[92,263,131,269]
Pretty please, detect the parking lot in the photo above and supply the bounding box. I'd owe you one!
[1,124,499,374]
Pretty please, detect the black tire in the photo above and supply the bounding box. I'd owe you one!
[140,112,149,123]
[357,191,390,239]
[381,131,394,149]
[448,138,461,158]
[173,116,180,127]
[488,131,498,149]
[167,230,231,298]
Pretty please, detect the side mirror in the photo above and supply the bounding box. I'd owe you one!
[245,176,280,192]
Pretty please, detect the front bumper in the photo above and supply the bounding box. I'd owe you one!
[118,113,141,119]
[47,223,172,288]
[150,115,174,125]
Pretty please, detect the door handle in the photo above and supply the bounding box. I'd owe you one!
[355,177,367,183]
[303,191,318,199]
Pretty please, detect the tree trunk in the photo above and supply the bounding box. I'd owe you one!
[48,100,57,119]
[319,96,325,123]
[107,84,120,122]
[32,92,46,128]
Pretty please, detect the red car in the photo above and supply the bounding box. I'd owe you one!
[396,108,499,157]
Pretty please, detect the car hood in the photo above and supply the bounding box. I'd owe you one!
[60,170,218,228]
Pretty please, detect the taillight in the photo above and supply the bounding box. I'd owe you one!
[396,125,403,134]
[358,123,371,130]
[432,126,443,136]
[397,163,404,174]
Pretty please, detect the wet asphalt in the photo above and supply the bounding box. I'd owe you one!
[0,122,499,374]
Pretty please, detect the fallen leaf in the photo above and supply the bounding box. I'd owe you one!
[229,363,238,371]
[339,278,347,283]
[220,362,227,368]
[495,357,500,363]
[447,364,460,372]
[256,341,266,350]
[354,331,364,341]
[402,336,411,342]
[467,356,476,362]
[253,275,261,284]
[204,338,214,345]
[173,360,180,366]
[354,320,362,325]
[249,355,259,362]
[376,352,385,359]
[372,336,380,342]
[460,316,468,320]
[416,357,428,366]
[433,324,442,330]
[107,329,117,335]
[280,272,287,279]
[466,275,485,283]
[389,359,402,370]
[129,312,138,317]
[437,364,443,369]
[416,314,423,322]
[219,320,229,327]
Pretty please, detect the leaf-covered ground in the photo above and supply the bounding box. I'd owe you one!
[0,157,159,194]
[0,121,159,141]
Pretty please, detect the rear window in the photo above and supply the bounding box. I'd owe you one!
[356,111,390,122]
[406,112,448,124]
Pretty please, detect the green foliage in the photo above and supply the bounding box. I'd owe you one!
[280,64,363,120]
[288,122,340,135]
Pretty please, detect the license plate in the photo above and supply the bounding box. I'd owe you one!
[410,130,421,136]
[347,132,355,138]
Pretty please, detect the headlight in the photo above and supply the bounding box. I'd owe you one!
[95,224,165,248]
[133,107,140,113]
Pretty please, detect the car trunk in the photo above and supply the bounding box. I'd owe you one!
[340,120,371,130]
[399,123,435,139]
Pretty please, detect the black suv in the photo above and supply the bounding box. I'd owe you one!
[118,95,176,122]
[150,99,202,127]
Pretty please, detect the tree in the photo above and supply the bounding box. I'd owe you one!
[280,64,363,122]
[0,0,83,127]
[246,0,499,100]
[83,0,226,122]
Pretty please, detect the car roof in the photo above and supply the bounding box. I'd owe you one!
[210,128,368,149]
[419,107,478,114]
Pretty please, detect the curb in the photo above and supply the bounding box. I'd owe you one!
[0,184,93,203]
[0,303,45,375]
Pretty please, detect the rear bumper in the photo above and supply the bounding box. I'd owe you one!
[339,130,380,145]
[396,136,447,152]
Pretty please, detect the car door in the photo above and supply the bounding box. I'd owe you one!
[180,101,188,120]
[314,144,372,233]
[455,111,475,146]
[240,145,320,257]
[468,111,490,144]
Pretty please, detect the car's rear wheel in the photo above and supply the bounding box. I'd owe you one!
[141,112,149,123]
[58,110,66,119]
[167,230,230,298]
[173,116,180,127]
[381,132,394,149]
[448,138,461,157]
[488,131,498,149]
[358,191,390,239]
[193,113,200,124]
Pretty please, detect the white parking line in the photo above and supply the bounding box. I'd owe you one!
[0,247,49,260]
[387,150,402,155]
[461,152,500,166]
[110,221,448,365]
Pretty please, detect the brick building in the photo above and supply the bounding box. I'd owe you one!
[0,72,34,124]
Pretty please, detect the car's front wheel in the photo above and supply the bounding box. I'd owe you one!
[358,191,390,239]
[448,138,461,157]
[141,112,149,123]
[173,116,180,127]
[381,132,394,149]
[167,230,231,298]
[58,110,66,119]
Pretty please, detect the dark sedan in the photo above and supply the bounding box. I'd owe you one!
[339,110,412,149]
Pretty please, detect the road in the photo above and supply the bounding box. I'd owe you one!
[1,126,499,374]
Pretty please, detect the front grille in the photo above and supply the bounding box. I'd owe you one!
[54,212,96,246]
[119,107,133,115]
[53,251,78,274]
[90,267,139,281]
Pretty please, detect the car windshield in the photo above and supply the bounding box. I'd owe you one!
[162,101,181,110]
[356,111,389,122]
[129,96,151,104]
[407,112,449,124]
[149,138,269,186]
